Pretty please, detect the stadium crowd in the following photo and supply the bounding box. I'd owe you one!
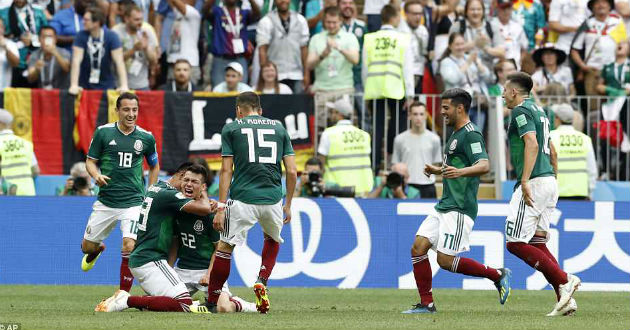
[0,0,628,198]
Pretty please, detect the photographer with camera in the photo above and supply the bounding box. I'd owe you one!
[368,163,420,199]
[57,161,97,196]
[297,157,356,197]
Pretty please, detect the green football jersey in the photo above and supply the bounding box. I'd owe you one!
[435,122,488,220]
[129,181,193,268]
[174,213,219,270]
[507,98,555,187]
[87,122,157,208]
[221,115,295,205]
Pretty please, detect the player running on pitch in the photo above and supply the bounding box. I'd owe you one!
[205,91,297,314]
[95,164,217,312]
[403,88,511,314]
[168,189,257,313]
[502,72,580,316]
[81,92,160,293]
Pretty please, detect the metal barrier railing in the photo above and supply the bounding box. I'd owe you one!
[313,92,630,186]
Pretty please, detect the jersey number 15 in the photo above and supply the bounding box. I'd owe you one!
[241,128,277,164]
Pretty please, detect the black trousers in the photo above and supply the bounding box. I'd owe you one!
[409,183,437,199]
[371,98,407,171]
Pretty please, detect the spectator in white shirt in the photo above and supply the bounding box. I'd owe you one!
[399,0,429,94]
[548,0,589,55]
[165,0,200,84]
[532,43,575,96]
[213,61,254,93]
[391,101,442,198]
[491,0,528,69]
[255,61,293,94]
[0,19,23,89]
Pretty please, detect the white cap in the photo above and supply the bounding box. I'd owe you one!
[552,103,574,124]
[0,109,13,125]
[225,62,244,76]
[325,97,353,117]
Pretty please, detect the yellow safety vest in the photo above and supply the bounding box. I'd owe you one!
[323,123,374,196]
[550,126,590,198]
[0,131,35,196]
[363,29,410,100]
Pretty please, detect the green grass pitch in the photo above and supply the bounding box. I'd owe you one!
[1,285,628,329]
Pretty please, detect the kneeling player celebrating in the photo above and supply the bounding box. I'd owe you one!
[168,191,256,313]
[403,89,511,314]
[95,164,216,312]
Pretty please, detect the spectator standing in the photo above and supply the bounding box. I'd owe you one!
[0,0,48,87]
[109,0,152,27]
[616,0,630,30]
[305,0,336,35]
[256,0,309,93]
[362,0,388,32]
[112,4,157,90]
[49,0,87,50]
[492,0,528,69]
[362,5,413,170]
[532,43,575,95]
[339,0,366,90]
[439,32,491,130]
[369,163,420,199]
[429,0,459,70]
[26,25,70,89]
[166,0,200,84]
[318,97,373,196]
[449,0,504,75]
[160,58,199,91]
[571,0,627,100]
[0,109,39,196]
[212,61,254,92]
[512,0,546,51]
[69,6,127,93]
[548,0,589,56]
[255,61,293,94]
[398,0,429,94]
[391,102,442,198]
[0,19,20,89]
[205,0,260,86]
[549,103,597,200]
[596,40,630,138]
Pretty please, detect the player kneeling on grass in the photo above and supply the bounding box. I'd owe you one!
[167,191,256,313]
[402,88,512,314]
[95,164,217,312]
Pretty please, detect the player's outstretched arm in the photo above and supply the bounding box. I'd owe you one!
[442,159,490,178]
[282,155,298,224]
[182,191,213,216]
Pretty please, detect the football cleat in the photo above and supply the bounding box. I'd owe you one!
[253,282,270,314]
[94,290,129,312]
[556,274,581,311]
[202,301,218,314]
[82,243,105,272]
[189,304,213,314]
[401,303,437,314]
[494,268,512,305]
[547,298,577,317]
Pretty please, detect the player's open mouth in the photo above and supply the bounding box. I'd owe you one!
[183,187,194,196]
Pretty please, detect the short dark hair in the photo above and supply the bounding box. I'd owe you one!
[174,161,194,175]
[441,88,472,112]
[324,6,341,17]
[190,157,213,186]
[381,4,399,24]
[124,4,143,17]
[39,25,56,35]
[174,58,191,68]
[86,6,106,26]
[408,101,426,112]
[185,164,209,184]
[236,92,261,112]
[404,0,422,13]
[305,157,323,169]
[116,92,139,109]
[506,72,533,95]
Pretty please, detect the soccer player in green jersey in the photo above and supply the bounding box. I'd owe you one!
[502,72,580,316]
[403,88,511,314]
[205,92,298,314]
[81,93,160,293]
[95,164,218,312]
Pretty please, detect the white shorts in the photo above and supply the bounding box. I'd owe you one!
[222,199,284,246]
[416,209,474,256]
[83,200,141,243]
[505,176,558,243]
[130,260,189,298]
[174,267,231,296]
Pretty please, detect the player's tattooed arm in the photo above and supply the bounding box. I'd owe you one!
[441,159,489,178]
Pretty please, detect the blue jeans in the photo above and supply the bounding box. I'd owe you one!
[211,55,249,87]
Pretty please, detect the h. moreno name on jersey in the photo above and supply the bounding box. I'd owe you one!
[236,118,279,126]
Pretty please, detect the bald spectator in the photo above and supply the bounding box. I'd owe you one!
[369,163,421,199]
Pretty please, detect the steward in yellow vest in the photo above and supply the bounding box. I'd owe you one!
[549,104,597,199]
[0,109,39,196]
[318,98,374,196]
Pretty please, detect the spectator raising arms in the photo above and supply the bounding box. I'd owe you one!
[166,0,201,85]
[0,19,20,90]
[49,0,87,50]
[255,61,293,94]
[69,6,127,94]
